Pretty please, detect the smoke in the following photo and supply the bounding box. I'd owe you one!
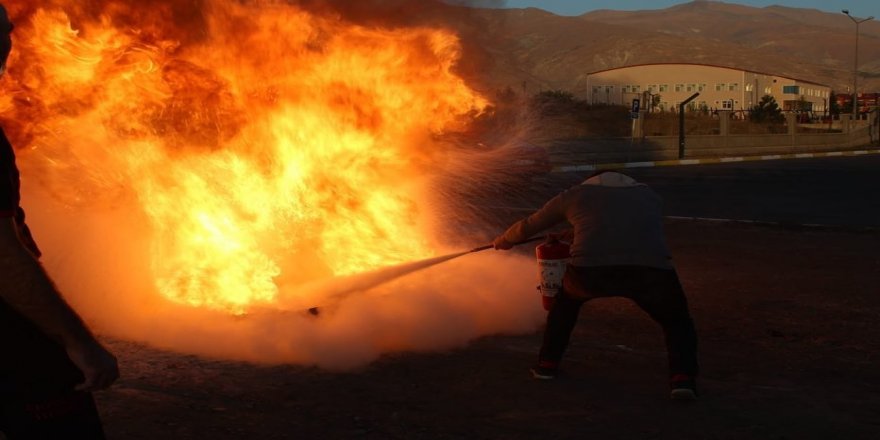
[6,0,548,368]
[23,184,543,369]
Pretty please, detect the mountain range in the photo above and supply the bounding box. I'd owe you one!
[445,0,880,98]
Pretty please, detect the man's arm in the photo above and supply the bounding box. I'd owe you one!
[493,191,568,249]
[0,217,118,391]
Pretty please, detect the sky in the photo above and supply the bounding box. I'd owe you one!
[498,0,879,20]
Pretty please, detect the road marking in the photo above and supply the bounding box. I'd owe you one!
[464,209,878,232]
[665,215,877,232]
[550,149,880,173]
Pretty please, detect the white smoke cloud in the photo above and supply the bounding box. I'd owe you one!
[21,183,545,369]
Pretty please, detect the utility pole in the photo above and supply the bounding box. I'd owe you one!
[842,9,874,119]
[678,93,700,159]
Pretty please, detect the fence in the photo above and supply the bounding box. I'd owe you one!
[550,110,880,166]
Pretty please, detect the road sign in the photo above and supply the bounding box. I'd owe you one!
[631,98,641,113]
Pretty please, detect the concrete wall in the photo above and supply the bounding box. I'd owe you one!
[550,110,879,165]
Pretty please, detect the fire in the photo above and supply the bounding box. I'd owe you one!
[1,1,487,314]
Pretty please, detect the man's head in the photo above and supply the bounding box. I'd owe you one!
[583,169,642,187]
[0,4,12,74]
[587,169,617,180]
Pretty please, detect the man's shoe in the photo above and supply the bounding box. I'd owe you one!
[670,374,698,400]
[530,361,559,380]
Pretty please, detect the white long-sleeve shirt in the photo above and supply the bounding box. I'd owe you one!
[501,174,673,269]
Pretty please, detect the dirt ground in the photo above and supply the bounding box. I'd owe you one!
[86,220,880,440]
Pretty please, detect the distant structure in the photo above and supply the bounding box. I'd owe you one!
[835,92,880,116]
[585,63,831,116]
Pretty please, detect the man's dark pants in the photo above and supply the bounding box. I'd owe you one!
[539,265,699,378]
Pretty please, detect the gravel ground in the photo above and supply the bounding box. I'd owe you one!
[84,220,880,439]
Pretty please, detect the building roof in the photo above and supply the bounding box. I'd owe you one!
[587,62,830,88]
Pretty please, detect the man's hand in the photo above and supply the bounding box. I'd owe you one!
[493,235,514,250]
[547,229,574,243]
[65,337,119,392]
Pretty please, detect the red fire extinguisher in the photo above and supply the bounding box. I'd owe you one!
[535,238,570,311]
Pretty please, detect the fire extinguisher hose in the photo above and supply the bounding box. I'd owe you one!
[468,235,546,253]
[302,235,548,316]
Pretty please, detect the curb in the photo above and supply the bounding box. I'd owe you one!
[665,215,879,233]
[551,148,880,173]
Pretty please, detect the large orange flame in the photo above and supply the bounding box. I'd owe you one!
[0,1,488,314]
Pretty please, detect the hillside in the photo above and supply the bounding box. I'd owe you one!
[448,1,880,97]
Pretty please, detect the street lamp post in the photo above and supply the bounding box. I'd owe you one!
[842,9,874,119]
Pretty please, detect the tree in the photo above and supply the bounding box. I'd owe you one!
[749,95,783,123]
[534,90,576,103]
[531,90,580,116]
[795,95,813,114]
[828,90,841,118]
[651,94,661,112]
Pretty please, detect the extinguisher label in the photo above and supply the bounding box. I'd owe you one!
[537,259,567,297]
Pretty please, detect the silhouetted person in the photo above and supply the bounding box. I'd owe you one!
[493,170,699,400]
[0,5,118,437]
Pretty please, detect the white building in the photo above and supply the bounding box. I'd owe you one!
[585,63,831,114]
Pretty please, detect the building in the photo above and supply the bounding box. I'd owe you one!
[585,63,831,115]
[835,92,880,115]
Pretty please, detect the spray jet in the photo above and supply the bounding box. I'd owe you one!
[293,236,547,316]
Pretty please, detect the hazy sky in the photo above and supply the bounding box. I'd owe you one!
[499,1,879,20]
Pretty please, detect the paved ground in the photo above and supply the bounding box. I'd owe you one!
[92,220,880,439]
[624,155,880,228]
[78,154,880,439]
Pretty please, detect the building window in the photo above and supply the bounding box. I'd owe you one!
[592,86,602,94]
[648,84,657,92]
[659,84,669,92]
[632,85,641,93]
[782,85,800,94]
[721,100,733,110]
[698,83,706,92]
[622,85,630,93]
[686,83,696,92]
[716,83,726,91]
[745,84,754,92]
[728,83,739,91]
[675,84,684,92]
[764,86,772,94]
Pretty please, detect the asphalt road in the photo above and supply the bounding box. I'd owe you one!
[542,154,880,229]
[88,154,880,440]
